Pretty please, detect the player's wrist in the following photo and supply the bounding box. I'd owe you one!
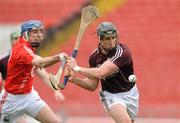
[58,53,64,61]
[73,66,80,72]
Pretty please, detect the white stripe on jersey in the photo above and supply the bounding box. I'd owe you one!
[23,44,35,58]
[109,45,123,62]
[89,48,98,56]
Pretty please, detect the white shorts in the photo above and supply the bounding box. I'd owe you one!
[0,89,47,123]
[99,84,139,120]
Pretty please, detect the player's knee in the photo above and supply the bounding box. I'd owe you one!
[125,117,131,123]
[121,117,131,123]
[114,116,131,123]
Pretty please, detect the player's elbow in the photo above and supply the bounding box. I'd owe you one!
[88,86,97,91]
[32,58,41,66]
[32,58,46,68]
[87,82,98,91]
[94,69,106,79]
[96,73,105,80]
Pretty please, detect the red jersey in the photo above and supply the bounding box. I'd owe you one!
[5,37,35,94]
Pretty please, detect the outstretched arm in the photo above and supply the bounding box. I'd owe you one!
[64,68,99,91]
[67,58,119,79]
[32,52,67,68]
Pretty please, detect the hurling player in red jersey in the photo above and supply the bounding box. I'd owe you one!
[0,20,66,123]
[64,22,139,123]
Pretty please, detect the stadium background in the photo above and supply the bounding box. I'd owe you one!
[0,0,180,122]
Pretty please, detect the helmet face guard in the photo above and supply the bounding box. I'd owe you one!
[21,20,44,34]
[97,22,118,41]
[21,20,44,47]
[97,22,118,54]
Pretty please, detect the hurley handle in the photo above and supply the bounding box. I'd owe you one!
[63,49,78,86]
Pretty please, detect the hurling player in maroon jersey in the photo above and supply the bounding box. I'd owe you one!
[65,22,139,123]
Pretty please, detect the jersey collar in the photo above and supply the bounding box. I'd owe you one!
[19,37,33,49]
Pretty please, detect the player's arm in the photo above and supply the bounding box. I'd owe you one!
[73,77,99,91]
[36,68,65,101]
[32,53,67,68]
[32,54,60,68]
[65,68,99,91]
[68,58,119,80]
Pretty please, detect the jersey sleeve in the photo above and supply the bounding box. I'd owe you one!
[89,55,94,68]
[110,48,132,69]
[0,60,6,80]
[0,60,3,73]
[89,53,96,68]
[15,46,35,65]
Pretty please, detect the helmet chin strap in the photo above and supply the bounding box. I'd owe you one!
[98,43,117,55]
[103,46,114,52]
[29,39,43,48]
[22,31,43,48]
[22,31,29,41]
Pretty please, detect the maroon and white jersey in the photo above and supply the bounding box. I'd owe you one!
[0,52,10,80]
[89,43,135,93]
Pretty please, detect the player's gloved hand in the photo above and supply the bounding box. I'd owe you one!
[58,52,68,61]
[54,90,65,102]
